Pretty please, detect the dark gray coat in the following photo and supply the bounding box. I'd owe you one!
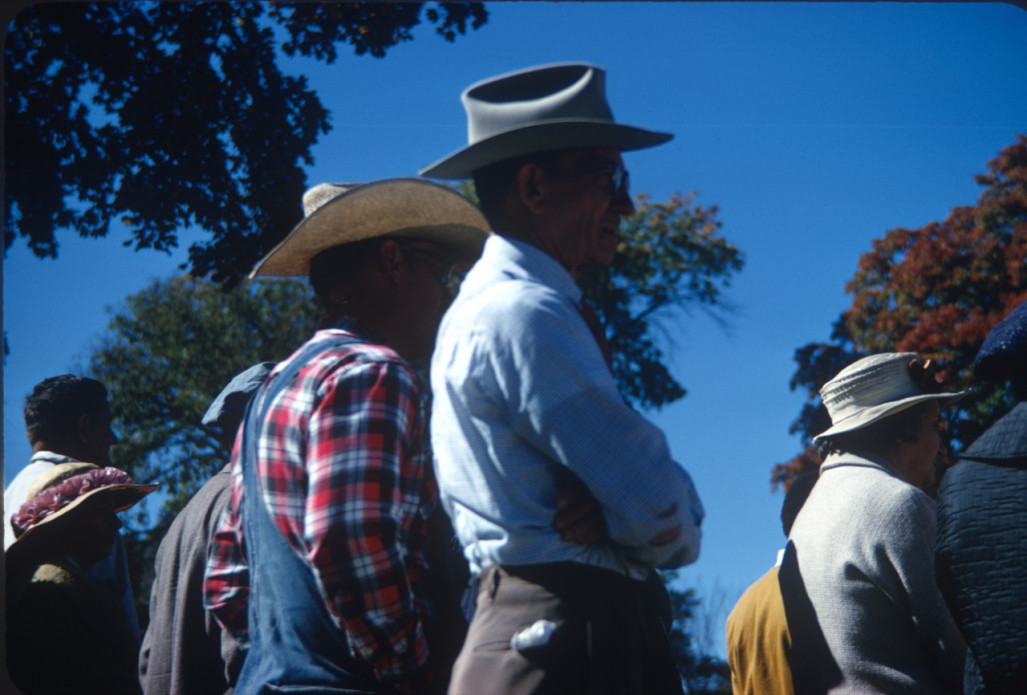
[139,467,244,695]
[937,402,1027,694]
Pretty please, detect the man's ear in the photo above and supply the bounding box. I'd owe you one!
[515,162,550,215]
[378,239,405,286]
[74,412,93,444]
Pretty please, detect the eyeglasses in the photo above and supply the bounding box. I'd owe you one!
[397,243,457,287]
[600,161,630,197]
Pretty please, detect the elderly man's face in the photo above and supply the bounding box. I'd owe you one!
[537,148,635,277]
[903,400,943,489]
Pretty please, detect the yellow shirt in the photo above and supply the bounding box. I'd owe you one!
[726,565,794,695]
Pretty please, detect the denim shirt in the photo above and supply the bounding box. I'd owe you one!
[430,235,704,580]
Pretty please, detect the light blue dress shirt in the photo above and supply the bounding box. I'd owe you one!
[430,235,704,580]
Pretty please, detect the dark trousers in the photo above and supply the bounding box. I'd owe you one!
[448,563,683,695]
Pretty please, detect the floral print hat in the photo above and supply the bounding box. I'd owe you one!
[10,462,155,549]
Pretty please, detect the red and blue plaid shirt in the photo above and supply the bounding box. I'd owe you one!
[204,317,437,691]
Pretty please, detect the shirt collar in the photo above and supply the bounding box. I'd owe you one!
[481,235,583,304]
[820,450,905,481]
[29,451,79,466]
[317,314,388,346]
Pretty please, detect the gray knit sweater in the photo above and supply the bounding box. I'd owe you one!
[784,453,965,693]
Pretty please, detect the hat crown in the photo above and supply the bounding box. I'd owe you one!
[25,462,99,501]
[301,182,360,218]
[820,353,923,422]
[250,178,489,278]
[12,464,155,544]
[464,63,614,143]
[420,62,672,178]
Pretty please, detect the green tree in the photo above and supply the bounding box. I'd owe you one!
[4,1,487,285]
[84,275,320,526]
[663,572,732,692]
[774,134,1027,489]
[580,191,744,410]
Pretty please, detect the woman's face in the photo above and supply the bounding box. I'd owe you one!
[902,400,942,488]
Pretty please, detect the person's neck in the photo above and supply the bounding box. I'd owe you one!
[848,446,922,488]
[31,443,78,461]
[496,224,582,278]
[325,307,412,361]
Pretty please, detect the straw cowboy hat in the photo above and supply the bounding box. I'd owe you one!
[9,462,156,550]
[813,352,967,444]
[420,62,673,179]
[250,178,490,278]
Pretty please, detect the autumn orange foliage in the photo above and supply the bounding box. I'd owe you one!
[774,134,1027,491]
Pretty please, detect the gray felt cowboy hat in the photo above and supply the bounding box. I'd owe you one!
[9,462,156,550]
[250,178,490,278]
[813,352,967,444]
[420,62,673,179]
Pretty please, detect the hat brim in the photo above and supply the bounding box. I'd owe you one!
[202,362,276,428]
[812,391,966,444]
[250,179,490,278]
[10,483,156,551]
[419,119,673,179]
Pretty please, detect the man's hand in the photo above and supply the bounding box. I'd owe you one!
[552,475,607,545]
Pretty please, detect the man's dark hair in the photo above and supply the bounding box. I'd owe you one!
[308,237,388,308]
[24,375,109,446]
[472,149,566,224]
[781,470,818,537]
[816,401,932,459]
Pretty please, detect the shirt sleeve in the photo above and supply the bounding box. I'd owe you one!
[303,359,433,691]
[492,289,704,569]
[890,491,966,689]
[202,484,250,641]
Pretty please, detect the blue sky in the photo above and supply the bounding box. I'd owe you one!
[4,2,1026,655]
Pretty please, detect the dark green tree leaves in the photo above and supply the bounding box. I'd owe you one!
[271,2,487,60]
[4,2,487,285]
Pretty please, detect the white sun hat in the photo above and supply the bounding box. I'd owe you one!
[813,352,967,444]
